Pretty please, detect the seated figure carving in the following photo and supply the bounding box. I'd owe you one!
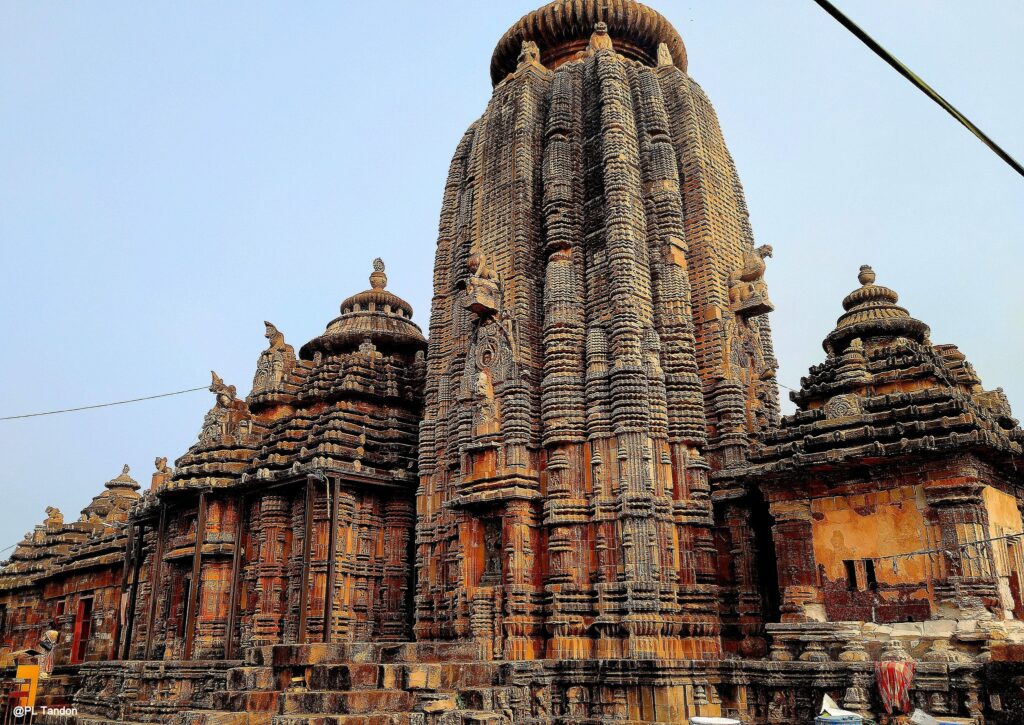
[463,251,501,319]
[200,371,251,443]
[729,244,774,316]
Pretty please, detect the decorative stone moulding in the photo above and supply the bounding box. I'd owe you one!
[490,0,687,84]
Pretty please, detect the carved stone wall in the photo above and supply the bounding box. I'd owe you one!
[115,261,426,664]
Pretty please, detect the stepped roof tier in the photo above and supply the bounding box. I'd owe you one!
[157,372,267,494]
[751,266,1023,474]
[0,466,139,591]
[79,464,140,522]
[300,258,425,359]
[245,259,426,485]
[823,264,931,355]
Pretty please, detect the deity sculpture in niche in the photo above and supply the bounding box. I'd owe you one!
[481,518,503,585]
[460,251,519,445]
[463,251,501,319]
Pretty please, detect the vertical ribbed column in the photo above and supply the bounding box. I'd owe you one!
[416,123,477,644]
[194,497,237,658]
[332,488,357,640]
[633,62,720,658]
[252,494,290,647]
[657,69,762,466]
[540,62,593,659]
[594,47,666,660]
[381,497,414,640]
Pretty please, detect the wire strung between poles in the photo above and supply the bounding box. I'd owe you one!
[0,386,208,421]
[813,0,1024,178]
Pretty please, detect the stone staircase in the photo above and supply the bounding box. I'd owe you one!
[178,642,509,725]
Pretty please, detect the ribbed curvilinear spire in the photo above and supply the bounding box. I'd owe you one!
[417,0,780,662]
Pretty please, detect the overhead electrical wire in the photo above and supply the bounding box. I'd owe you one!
[0,386,208,421]
[813,0,1023,178]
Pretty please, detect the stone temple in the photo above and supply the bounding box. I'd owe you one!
[2,2,1023,723]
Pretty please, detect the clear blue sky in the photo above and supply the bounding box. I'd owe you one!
[1,1,1021,545]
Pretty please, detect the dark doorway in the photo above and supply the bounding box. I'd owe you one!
[749,488,781,623]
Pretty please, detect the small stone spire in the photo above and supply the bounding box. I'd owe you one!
[370,258,388,290]
[299,256,424,360]
[106,464,140,491]
[823,264,930,354]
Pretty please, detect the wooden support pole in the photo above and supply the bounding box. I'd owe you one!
[224,495,246,660]
[144,504,168,659]
[110,521,135,660]
[296,479,314,644]
[119,523,146,659]
[323,476,340,643]
[183,492,207,660]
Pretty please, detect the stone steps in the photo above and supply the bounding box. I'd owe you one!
[280,689,414,714]
[181,641,500,725]
[181,713,271,725]
[227,665,276,691]
[246,642,483,668]
[212,689,281,712]
[269,715,413,725]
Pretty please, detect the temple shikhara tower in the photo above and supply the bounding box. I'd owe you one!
[2,2,1023,724]
[415,0,780,670]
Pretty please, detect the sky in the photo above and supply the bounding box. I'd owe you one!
[1,1,1021,546]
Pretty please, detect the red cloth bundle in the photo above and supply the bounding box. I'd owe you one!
[875,660,916,714]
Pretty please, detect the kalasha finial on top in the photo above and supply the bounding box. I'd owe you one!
[370,258,388,290]
[106,464,140,491]
[823,264,930,354]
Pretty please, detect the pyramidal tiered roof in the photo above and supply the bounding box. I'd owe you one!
[246,259,426,484]
[300,257,424,358]
[0,466,140,590]
[79,463,140,522]
[752,266,1023,473]
[148,259,426,496]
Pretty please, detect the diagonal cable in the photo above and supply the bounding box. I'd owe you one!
[813,0,1023,178]
[0,386,208,421]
